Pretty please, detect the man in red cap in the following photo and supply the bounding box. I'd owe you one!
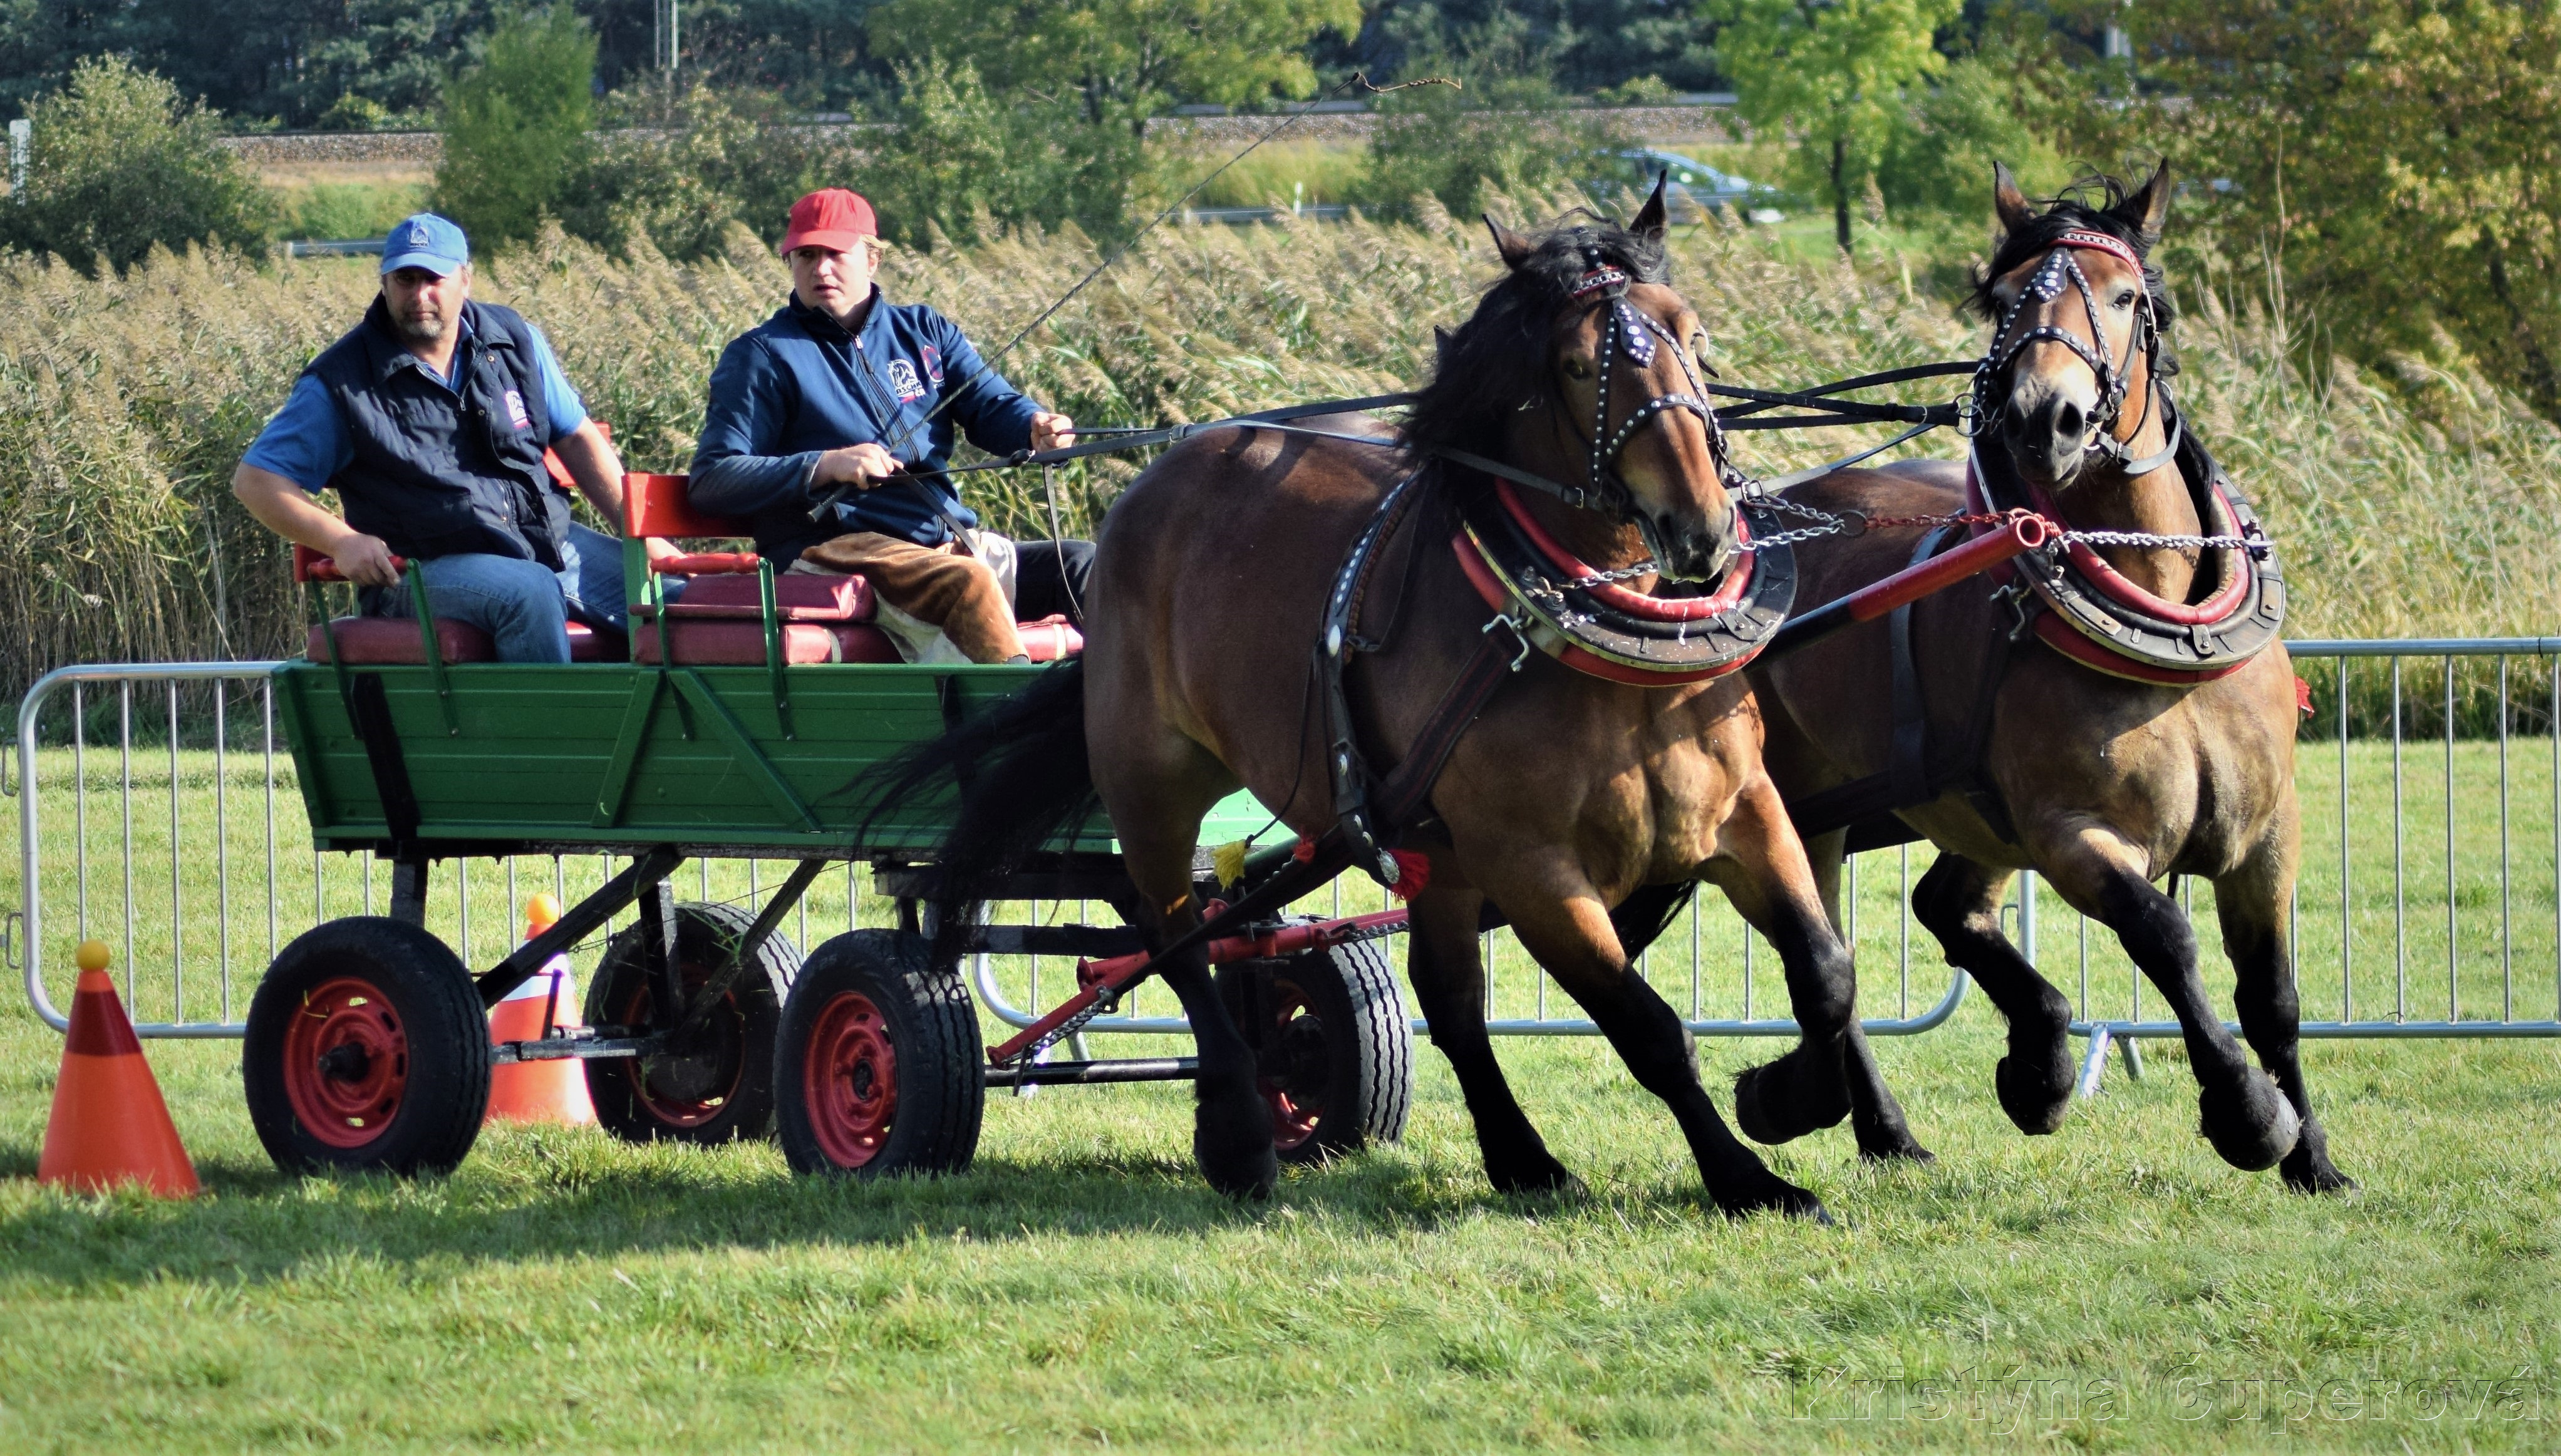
[690,187,1084,663]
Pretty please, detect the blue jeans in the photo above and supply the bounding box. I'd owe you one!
[370,523,630,664]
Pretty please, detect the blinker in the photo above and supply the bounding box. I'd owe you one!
[1615,302,1656,366]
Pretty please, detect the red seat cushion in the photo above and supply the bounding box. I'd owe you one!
[655,572,874,622]
[634,620,902,665]
[1018,616,1084,661]
[308,617,497,664]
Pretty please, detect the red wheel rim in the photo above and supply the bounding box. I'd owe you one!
[804,991,898,1169]
[1260,981,1324,1152]
[618,979,745,1128]
[281,974,410,1149]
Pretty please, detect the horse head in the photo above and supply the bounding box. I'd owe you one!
[1972,162,2174,490]
[1410,180,1736,582]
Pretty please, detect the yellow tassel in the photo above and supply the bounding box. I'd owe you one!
[1211,839,1249,889]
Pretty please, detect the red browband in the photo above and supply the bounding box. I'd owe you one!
[2051,227,2143,271]
[1570,266,1630,299]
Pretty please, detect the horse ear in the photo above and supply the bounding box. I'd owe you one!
[1482,214,1535,269]
[1992,161,2036,238]
[1433,325,1456,364]
[2112,160,2173,249]
[1630,172,1669,242]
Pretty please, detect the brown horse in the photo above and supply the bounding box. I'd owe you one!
[883,195,1928,1214]
[1749,165,2353,1193]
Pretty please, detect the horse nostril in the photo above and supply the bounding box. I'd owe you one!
[2054,399,2085,440]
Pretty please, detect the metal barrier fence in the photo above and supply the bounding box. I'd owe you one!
[2065,637,2561,1093]
[13,644,2561,1074]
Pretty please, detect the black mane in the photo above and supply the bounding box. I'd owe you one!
[1967,173,2176,336]
[1405,215,1669,451]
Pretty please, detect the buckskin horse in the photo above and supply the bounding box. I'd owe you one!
[1749,164,2353,1193]
[866,188,1930,1216]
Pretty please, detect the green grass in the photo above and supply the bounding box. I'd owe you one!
[2,736,2560,1448]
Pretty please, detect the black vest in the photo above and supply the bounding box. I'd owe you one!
[304,299,569,567]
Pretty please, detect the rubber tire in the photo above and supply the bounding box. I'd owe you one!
[243,916,491,1177]
[776,930,984,1178]
[582,902,799,1145]
[1217,935,1414,1165]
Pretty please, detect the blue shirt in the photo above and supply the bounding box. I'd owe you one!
[246,313,589,492]
[689,289,1040,563]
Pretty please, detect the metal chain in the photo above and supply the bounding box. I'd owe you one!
[2059,527,2257,552]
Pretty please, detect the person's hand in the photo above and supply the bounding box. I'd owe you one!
[329,532,402,588]
[812,442,903,490]
[1030,412,1076,452]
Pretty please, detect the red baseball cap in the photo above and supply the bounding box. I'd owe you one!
[780,188,878,255]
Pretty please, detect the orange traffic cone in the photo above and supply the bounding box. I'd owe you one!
[485,894,596,1126]
[39,941,199,1197]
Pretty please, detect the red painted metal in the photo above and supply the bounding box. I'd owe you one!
[612,982,742,1128]
[1259,979,1322,1152]
[650,552,762,576]
[1837,512,2050,624]
[804,991,898,1169]
[279,974,410,1149]
[990,909,1411,1066]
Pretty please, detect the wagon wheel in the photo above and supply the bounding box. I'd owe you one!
[1216,934,1413,1165]
[243,916,490,1177]
[583,902,799,1145]
[776,930,983,1178]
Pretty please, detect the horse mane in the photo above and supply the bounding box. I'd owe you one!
[1404,213,1669,451]
[1966,173,2178,338]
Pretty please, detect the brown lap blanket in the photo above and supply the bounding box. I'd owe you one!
[798,532,1024,663]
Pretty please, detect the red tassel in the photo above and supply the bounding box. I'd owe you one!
[1291,837,1317,864]
[2295,675,2314,718]
[1386,849,1432,899]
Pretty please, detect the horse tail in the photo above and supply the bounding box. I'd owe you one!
[853,660,1097,968]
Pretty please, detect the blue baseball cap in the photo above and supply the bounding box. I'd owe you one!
[380,214,470,277]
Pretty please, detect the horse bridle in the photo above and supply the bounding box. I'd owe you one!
[1972,227,2181,477]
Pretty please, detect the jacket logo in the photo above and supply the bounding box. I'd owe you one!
[503,389,532,430]
[919,344,943,384]
[887,359,926,403]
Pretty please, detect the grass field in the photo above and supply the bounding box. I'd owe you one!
[2,729,2558,1450]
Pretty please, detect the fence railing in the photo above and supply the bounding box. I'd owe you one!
[15,644,2561,1072]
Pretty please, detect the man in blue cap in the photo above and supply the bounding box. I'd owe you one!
[232,213,657,662]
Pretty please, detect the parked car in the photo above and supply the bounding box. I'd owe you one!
[1586,148,1785,224]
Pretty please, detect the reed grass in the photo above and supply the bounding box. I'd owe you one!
[4,200,2556,704]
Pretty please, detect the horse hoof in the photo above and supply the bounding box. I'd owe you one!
[1732,1058,1851,1146]
[1487,1152,1586,1199]
[1194,1085,1278,1199]
[2197,1074,2300,1172]
[2282,1147,2357,1196]
[1858,1139,1936,1167]
[1994,1053,2071,1136]
[1720,1180,1833,1225]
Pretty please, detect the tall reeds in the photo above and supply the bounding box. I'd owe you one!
[3,207,2555,705]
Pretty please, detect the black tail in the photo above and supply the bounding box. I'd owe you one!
[853,660,1097,968]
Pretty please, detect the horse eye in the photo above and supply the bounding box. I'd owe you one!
[2114,291,2138,309]
[1563,356,1593,381]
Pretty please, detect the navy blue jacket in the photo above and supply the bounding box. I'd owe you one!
[689,291,1041,564]
[304,298,568,567]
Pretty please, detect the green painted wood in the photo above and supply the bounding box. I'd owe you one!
[272,661,1273,855]
[591,671,665,827]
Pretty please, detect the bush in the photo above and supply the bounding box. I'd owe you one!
[1877,56,2065,222]
[0,57,272,273]
[1365,77,1631,223]
[557,87,860,259]
[430,7,595,249]
[859,58,1149,248]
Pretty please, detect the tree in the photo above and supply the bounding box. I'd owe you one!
[866,0,1362,133]
[430,6,595,248]
[2093,0,2561,420]
[1705,0,1962,254]
[0,56,272,272]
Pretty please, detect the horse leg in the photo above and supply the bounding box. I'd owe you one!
[1708,782,1855,1145]
[1097,740,1276,1199]
[1794,827,1933,1164]
[1505,877,1827,1220]
[1910,854,2077,1135]
[1403,881,1585,1195]
[2217,841,2355,1194]
[2040,833,2300,1172]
